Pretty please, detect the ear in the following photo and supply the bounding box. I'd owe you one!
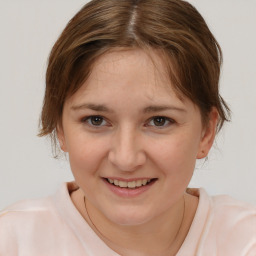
[197,108,219,159]
[56,124,67,152]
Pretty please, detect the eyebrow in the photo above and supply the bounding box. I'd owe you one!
[143,105,186,113]
[71,103,186,113]
[71,103,113,112]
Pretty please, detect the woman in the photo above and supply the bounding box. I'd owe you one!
[1,0,255,255]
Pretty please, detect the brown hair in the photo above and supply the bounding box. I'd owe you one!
[39,0,230,150]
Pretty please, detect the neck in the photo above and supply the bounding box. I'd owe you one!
[83,194,187,256]
[71,188,198,256]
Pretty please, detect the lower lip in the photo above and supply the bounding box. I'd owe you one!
[103,179,156,198]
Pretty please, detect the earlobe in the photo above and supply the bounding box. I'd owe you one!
[197,108,219,159]
[57,125,67,152]
[197,149,206,159]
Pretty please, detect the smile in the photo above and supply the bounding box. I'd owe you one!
[106,178,155,188]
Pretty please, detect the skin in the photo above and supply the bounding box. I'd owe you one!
[58,49,218,256]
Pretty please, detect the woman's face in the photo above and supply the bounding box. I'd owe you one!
[59,49,216,225]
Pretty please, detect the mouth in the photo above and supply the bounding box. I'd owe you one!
[105,178,157,189]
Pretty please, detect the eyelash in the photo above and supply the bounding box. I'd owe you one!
[81,115,109,127]
[146,116,175,128]
[81,115,175,128]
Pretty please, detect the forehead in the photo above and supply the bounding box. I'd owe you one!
[69,48,183,105]
[64,48,202,124]
[94,48,164,73]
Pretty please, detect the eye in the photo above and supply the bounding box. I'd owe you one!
[147,116,175,127]
[82,115,108,127]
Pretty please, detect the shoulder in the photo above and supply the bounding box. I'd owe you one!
[0,196,59,224]
[209,192,256,230]
[0,188,65,226]
[0,183,79,255]
[0,182,78,226]
[0,196,59,253]
[182,188,256,255]
[201,189,256,255]
[0,182,89,255]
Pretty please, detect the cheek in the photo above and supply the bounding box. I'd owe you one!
[150,133,201,174]
[66,134,110,174]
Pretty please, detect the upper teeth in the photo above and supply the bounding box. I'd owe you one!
[107,178,151,188]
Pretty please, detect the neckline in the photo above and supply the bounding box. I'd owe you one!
[176,188,211,255]
[53,182,120,255]
[53,182,210,255]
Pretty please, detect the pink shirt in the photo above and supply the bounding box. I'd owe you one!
[0,182,255,255]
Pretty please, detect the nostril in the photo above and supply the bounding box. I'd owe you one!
[108,149,146,172]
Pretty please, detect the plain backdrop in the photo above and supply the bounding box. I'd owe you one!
[0,0,256,210]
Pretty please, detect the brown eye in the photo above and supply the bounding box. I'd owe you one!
[153,117,167,126]
[83,116,107,126]
[147,116,174,128]
[90,116,104,126]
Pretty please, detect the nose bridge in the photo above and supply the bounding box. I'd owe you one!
[108,125,146,171]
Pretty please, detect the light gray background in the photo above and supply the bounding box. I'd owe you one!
[0,0,256,210]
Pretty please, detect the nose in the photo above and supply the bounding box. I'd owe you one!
[108,126,146,172]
